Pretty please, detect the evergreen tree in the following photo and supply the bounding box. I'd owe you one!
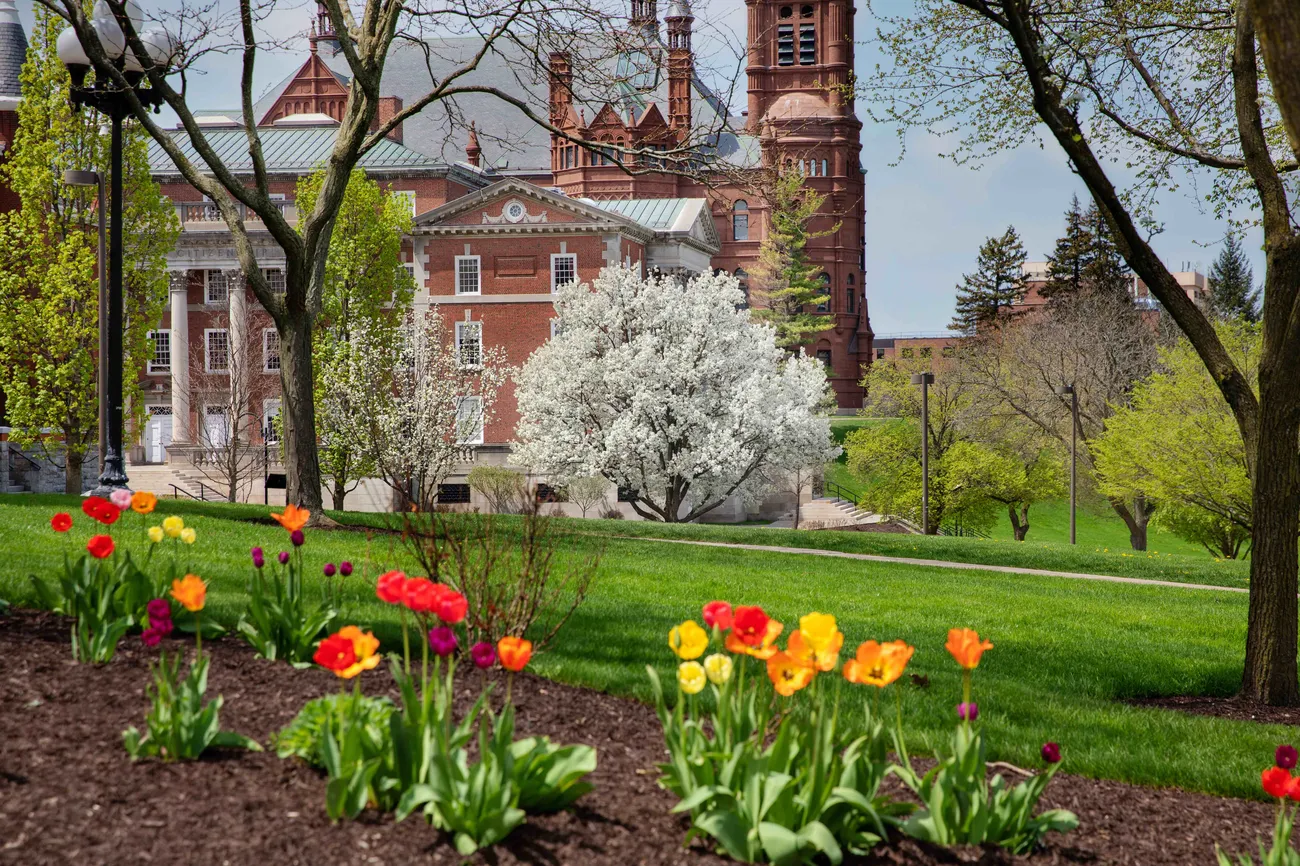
[1041,196,1130,301]
[0,8,176,493]
[299,169,414,511]
[750,165,837,350]
[1208,234,1260,322]
[949,225,1027,333]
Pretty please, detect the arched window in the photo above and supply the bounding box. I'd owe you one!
[732,200,749,241]
[817,272,831,312]
[734,267,749,309]
[846,273,855,314]
[821,158,829,176]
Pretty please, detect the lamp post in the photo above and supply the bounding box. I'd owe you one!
[910,371,935,534]
[1055,384,1078,545]
[62,169,106,471]
[57,2,174,495]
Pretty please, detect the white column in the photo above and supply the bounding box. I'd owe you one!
[227,268,248,444]
[169,271,190,446]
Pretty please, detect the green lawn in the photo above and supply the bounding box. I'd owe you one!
[0,494,1275,802]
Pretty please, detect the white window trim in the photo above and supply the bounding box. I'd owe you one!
[550,318,562,339]
[261,267,286,295]
[550,253,577,293]
[262,328,280,373]
[204,270,229,305]
[204,328,230,374]
[262,398,281,443]
[454,320,482,368]
[146,329,171,374]
[456,395,484,445]
[455,255,481,296]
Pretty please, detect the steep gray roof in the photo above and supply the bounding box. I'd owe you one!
[0,0,27,100]
[254,32,757,173]
[147,124,452,176]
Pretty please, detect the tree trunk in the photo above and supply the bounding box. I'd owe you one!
[1107,496,1148,551]
[332,478,347,512]
[1242,380,1300,705]
[279,320,324,513]
[65,448,83,495]
[1009,504,1029,541]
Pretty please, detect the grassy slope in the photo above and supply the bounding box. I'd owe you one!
[826,418,1215,559]
[0,494,1272,800]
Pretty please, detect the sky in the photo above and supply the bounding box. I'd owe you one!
[21,0,1265,335]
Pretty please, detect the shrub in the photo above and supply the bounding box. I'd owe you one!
[601,507,625,520]
[467,465,528,514]
[399,505,598,650]
[563,476,609,518]
[274,693,395,765]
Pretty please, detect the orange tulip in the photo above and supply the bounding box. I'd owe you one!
[130,491,158,514]
[271,503,310,533]
[498,636,533,672]
[170,574,207,612]
[766,651,815,696]
[335,625,381,679]
[787,613,844,672]
[725,617,783,660]
[946,628,993,670]
[843,640,915,687]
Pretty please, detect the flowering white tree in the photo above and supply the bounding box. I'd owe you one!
[343,309,509,512]
[514,266,837,522]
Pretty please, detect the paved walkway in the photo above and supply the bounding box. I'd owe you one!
[616,535,1248,594]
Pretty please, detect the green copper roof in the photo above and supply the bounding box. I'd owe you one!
[148,125,445,175]
[583,197,701,232]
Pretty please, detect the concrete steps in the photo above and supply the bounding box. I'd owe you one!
[768,497,882,529]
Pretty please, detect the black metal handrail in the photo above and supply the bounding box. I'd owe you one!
[8,448,40,474]
[168,482,211,502]
[823,479,859,504]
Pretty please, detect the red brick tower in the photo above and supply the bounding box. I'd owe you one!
[664,0,693,138]
[745,0,868,407]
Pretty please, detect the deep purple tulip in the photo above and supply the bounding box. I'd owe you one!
[1041,742,1061,764]
[290,529,305,547]
[146,598,171,622]
[278,550,291,565]
[1278,744,1298,770]
[141,627,163,648]
[957,702,979,722]
[470,641,496,669]
[250,546,264,566]
[339,561,353,577]
[428,626,459,658]
[323,563,337,578]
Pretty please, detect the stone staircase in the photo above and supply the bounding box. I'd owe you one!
[768,496,882,529]
[123,464,219,501]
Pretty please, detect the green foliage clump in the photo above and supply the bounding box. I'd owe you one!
[274,692,395,765]
[123,653,263,761]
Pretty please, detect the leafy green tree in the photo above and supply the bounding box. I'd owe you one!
[1041,197,1129,301]
[298,169,414,511]
[1208,235,1260,323]
[944,425,1066,541]
[949,226,1027,333]
[0,8,176,493]
[1094,325,1256,558]
[750,166,836,350]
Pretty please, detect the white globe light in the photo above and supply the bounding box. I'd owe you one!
[91,0,143,29]
[139,27,178,69]
[91,14,126,60]
[56,25,90,67]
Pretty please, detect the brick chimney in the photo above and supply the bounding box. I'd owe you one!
[375,95,403,143]
[465,122,481,167]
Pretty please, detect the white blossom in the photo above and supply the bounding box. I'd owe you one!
[513,265,837,522]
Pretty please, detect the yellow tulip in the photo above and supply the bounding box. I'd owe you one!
[678,661,706,695]
[147,525,164,544]
[180,527,197,545]
[668,620,709,660]
[162,515,184,539]
[703,653,733,685]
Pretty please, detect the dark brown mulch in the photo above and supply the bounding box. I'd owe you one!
[0,608,1281,865]
[1129,694,1300,726]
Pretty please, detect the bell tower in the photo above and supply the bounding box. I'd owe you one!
[743,0,870,407]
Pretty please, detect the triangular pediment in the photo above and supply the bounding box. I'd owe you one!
[413,180,651,236]
[635,103,668,130]
[588,103,627,132]
[258,53,350,126]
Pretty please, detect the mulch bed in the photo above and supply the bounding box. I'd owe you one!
[0,608,1282,865]
[1129,694,1300,726]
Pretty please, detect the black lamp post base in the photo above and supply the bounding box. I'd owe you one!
[87,452,131,498]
